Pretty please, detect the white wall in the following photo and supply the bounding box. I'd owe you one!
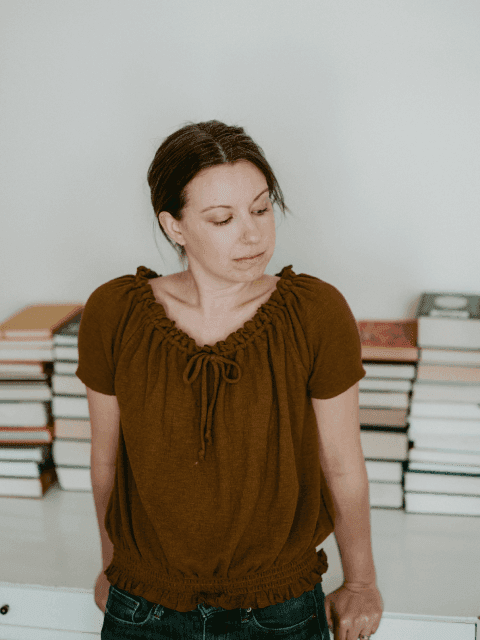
[1,0,479,324]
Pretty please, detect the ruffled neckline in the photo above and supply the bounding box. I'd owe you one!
[132,264,296,355]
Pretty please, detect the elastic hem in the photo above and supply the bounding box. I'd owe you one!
[104,546,328,612]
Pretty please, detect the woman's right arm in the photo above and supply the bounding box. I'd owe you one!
[87,386,121,612]
[88,386,120,571]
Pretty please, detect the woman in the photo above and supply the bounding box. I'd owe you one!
[77,120,383,639]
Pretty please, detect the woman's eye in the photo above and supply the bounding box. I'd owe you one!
[214,207,268,226]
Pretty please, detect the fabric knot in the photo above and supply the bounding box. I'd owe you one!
[183,351,242,463]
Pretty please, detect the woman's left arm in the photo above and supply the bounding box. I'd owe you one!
[312,383,384,638]
[312,382,377,584]
[325,467,377,586]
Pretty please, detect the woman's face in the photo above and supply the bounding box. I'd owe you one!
[160,160,276,284]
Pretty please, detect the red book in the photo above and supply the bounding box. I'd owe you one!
[358,319,418,362]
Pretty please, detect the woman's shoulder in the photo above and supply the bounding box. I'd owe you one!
[147,272,185,307]
[87,272,138,304]
[80,271,146,329]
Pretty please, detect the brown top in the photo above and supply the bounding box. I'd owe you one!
[76,264,366,611]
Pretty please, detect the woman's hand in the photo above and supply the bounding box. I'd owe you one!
[94,570,111,613]
[324,582,384,639]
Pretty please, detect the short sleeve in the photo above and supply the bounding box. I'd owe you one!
[307,281,366,399]
[75,282,119,395]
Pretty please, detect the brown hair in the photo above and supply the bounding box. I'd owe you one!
[147,119,291,269]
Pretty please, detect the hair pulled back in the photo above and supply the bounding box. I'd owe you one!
[147,119,291,269]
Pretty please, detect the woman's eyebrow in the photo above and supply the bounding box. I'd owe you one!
[200,188,269,214]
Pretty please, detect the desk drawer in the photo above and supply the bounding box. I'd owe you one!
[0,582,103,635]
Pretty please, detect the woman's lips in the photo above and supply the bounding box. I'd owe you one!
[234,252,264,262]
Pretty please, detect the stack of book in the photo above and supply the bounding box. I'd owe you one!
[51,310,92,491]
[0,303,82,498]
[405,292,480,517]
[357,319,418,510]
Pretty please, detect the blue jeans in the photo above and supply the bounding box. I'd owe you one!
[101,581,330,639]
